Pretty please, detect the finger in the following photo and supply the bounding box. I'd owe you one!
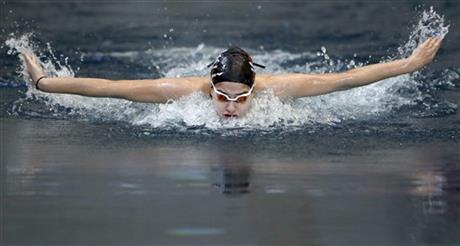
[436,37,443,46]
[431,37,440,45]
[29,53,38,63]
[23,52,35,63]
[419,38,433,49]
[420,38,431,47]
[23,51,32,59]
[428,41,441,59]
[22,51,36,62]
[427,37,437,48]
[432,39,442,54]
[429,38,442,51]
[23,54,32,65]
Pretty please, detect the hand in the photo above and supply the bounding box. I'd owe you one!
[406,37,442,72]
[21,52,47,86]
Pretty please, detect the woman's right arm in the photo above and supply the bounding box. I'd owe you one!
[22,52,208,103]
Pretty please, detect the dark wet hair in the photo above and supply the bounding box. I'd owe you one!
[207,46,265,88]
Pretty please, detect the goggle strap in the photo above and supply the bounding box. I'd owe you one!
[207,61,215,68]
[252,62,266,69]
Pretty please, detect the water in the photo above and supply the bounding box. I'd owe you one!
[1,1,460,245]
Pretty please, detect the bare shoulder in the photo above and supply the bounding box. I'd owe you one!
[255,73,315,96]
[182,76,210,94]
[254,73,276,91]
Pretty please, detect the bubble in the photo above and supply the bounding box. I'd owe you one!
[3,7,454,135]
[397,6,449,58]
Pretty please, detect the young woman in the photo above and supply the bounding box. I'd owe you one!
[23,37,442,118]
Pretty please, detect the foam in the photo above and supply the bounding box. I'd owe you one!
[4,8,454,133]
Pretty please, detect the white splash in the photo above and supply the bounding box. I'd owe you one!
[4,7,451,133]
[398,6,449,57]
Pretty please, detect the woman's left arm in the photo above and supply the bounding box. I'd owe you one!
[262,37,442,98]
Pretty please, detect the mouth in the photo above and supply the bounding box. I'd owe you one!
[223,113,238,118]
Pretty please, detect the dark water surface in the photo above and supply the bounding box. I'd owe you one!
[2,116,460,245]
[2,1,460,245]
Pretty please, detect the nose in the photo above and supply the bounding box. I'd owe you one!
[225,101,237,113]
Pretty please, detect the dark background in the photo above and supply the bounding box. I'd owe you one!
[1,0,459,75]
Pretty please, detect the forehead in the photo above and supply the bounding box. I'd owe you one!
[214,81,251,93]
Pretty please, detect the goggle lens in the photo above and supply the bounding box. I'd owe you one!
[211,83,254,103]
[216,94,248,103]
[237,96,248,103]
[216,94,228,102]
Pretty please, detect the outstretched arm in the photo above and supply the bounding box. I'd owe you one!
[22,52,208,103]
[261,37,443,98]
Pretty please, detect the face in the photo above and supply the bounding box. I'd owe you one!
[211,81,254,118]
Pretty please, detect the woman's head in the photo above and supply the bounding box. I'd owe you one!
[208,46,265,118]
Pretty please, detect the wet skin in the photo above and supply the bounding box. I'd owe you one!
[21,37,443,120]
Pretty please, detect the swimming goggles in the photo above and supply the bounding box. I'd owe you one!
[211,83,255,103]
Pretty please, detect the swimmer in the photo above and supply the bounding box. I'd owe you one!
[22,37,442,118]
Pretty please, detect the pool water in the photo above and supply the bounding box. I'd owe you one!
[1,1,460,245]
